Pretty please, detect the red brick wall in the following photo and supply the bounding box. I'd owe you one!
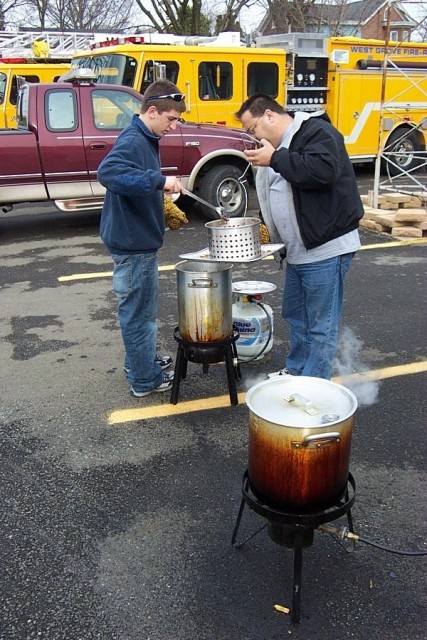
[361,6,411,40]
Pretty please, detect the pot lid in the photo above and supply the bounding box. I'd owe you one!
[232,280,277,294]
[246,376,357,427]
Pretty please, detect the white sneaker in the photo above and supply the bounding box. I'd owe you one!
[131,371,174,397]
[268,367,292,378]
[124,355,173,374]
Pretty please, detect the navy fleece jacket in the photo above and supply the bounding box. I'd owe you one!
[98,115,166,254]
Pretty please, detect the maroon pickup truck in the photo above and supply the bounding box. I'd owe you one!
[0,71,256,219]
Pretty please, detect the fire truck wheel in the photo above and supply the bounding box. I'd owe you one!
[382,129,423,176]
[197,164,249,220]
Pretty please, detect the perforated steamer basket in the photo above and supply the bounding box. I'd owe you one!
[205,217,261,261]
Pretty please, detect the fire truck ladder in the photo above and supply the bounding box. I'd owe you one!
[375,58,427,200]
[373,5,427,206]
[0,30,97,58]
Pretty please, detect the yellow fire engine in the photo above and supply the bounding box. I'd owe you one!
[0,59,71,127]
[71,31,426,174]
[69,32,287,127]
[28,29,422,175]
[0,30,108,128]
[257,33,427,175]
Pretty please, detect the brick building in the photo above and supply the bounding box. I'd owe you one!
[358,0,416,41]
[257,0,417,41]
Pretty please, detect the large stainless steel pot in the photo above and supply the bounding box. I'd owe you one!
[246,377,357,512]
[176,260,233,342]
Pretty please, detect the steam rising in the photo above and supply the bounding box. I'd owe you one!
[334,327,380,407]
[243,372,268,391]
[242,327,380,407]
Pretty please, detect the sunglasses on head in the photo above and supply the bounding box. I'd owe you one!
[145,93,185,102]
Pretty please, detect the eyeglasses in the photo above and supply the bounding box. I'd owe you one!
[145,93,185,102]
[246,115,262,136]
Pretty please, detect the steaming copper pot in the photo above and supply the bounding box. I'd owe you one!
[246,377,357,513]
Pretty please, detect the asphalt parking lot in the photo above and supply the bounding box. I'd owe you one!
[0,197,426,640]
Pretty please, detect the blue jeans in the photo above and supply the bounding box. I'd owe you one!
[282,253,354,379]
[111,251,163,393]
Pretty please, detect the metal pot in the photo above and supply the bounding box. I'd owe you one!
[246,377,358,513]
[176,260,233,342]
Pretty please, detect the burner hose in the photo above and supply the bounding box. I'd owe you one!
[318,524,427,556]
[345,532,427,557]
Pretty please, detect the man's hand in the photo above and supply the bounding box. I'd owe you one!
[244,139,275,167]
[164,195,188,230]
[164,176,184,195]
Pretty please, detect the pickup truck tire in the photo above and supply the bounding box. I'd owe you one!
[381,129,423,176]
[197,164,249,220]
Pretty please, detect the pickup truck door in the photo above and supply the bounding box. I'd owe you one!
[81,85,184,196]
[81,86,144,197]
[159,123,184,179]
[36,85,93,199]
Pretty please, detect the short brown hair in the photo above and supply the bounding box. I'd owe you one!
[141,79,186,114]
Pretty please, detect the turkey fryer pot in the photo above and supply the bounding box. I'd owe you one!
[246,376,358,512]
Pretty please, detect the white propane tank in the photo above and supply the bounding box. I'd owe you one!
[232,281,276,360]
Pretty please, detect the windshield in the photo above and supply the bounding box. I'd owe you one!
[72,54,137,87]
[0,73,6,104]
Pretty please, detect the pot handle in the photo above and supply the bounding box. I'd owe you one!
[284,393,318,416]
[188,278,218,289]
[292,432,341,450]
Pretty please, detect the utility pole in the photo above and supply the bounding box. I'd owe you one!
[372,0,392,208]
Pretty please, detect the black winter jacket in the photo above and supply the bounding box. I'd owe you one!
[270,116,364,249]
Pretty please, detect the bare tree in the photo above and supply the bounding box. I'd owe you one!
[5,0,256,35]
[0,0,27,29]
[214,0,251,32]
[131,0,208,34]
[416,17,427,41]
[12,0,133,30]
[407,1,427,42]
[132,0,254,35]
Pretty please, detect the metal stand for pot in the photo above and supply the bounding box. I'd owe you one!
[170,327,242,406]
[231,470,356,624]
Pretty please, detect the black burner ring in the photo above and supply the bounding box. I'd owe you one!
[241,470,356,528]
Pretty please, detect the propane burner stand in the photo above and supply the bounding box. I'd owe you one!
[232,470,356,624]
[170,327,241,405]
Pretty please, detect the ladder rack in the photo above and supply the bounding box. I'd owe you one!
[0,30,105,58]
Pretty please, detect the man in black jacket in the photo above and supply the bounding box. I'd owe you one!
[236,94,364,379]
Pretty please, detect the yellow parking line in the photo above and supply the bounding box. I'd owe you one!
[333,360,427,384]
[58,271,113,281]
[360,238,427,250]
[108,360,427,425]
[58,264,175,282]
[58,238,426,283]
[108,393,246,425]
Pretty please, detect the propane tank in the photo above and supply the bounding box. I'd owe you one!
[232,281,276,360]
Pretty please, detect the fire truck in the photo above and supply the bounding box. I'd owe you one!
[0,30,108,128]
[70,31,426,174]
[0,60,71,128]
[257,33,427,175]
[69,32,287,127]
